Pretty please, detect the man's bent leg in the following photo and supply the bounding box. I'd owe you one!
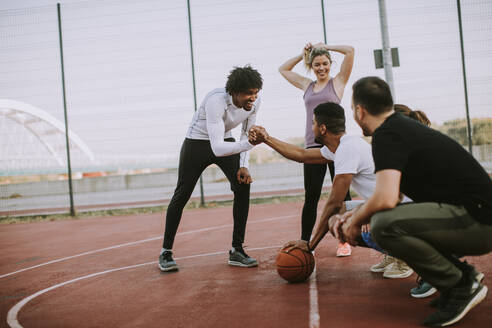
[370,202,492,291]
[216,153,257,267]
[216,153,250,248]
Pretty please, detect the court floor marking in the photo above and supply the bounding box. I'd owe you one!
[6,245,282,328]
[309,251,320,328]
[0,214,296,279]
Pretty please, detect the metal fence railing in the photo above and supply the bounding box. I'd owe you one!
[1,0,491,216]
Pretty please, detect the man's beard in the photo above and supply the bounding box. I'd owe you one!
[355,118,372,137]
[314,137,322,144]
[361,125,372,136]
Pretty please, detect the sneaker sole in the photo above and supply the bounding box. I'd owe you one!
[411,287,437,298]
[336,253,351,257]
[476,272,484,283]
[228,260,258,268]
[440,284,488,327]
[383,269,414,279]
[370,266,389,273]
[158,263,179,272]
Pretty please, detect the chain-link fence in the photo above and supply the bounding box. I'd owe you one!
[1,0,491,216]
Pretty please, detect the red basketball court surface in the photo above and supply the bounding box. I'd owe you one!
[1,201,491,327]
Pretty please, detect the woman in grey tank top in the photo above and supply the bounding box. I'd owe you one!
[279,42,354,256]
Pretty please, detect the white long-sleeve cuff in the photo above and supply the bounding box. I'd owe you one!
[210,138,253,158]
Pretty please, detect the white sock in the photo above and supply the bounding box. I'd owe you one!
[161,248,171,255]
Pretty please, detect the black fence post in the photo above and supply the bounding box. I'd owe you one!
[456,0,473,154]
[57,3,76,216]
[186,0,205,207]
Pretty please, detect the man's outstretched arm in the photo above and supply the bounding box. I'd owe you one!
[249,125,329,164]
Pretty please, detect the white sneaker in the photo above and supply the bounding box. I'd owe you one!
[370,255,395,273]
[383,259,414,279]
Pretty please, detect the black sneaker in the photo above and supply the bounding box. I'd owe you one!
[461,261,485,283]
[429,264,485,309]
[158,250,178,272]
[228,247,258,268]
[423,279,488,327]
[429,294,446,310]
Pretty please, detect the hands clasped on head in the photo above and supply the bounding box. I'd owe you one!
[248,125,269,145]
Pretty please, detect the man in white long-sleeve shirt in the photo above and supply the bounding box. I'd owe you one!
[159,65,263,272]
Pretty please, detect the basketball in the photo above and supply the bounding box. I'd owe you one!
[276,248,315,283]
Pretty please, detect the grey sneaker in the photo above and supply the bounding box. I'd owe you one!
[370,254,395,273]
[228,248,258,268]
[158,250,178,272]
[383,259,414,278]
[411,277,437,298]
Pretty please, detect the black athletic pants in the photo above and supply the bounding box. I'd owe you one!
[301,145,351,241]
[163,138,250,249]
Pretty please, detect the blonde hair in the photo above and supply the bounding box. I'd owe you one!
[394,104,431,127]
[303,47,332,70]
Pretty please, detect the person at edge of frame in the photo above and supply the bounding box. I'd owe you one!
[336,76,492,327]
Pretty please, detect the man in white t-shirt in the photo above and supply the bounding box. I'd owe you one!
[159,66,262,272]
[249,102,374,254]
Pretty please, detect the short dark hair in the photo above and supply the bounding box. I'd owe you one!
[225,65,263,94]
[313,102,346,134]
[352,76,393,115]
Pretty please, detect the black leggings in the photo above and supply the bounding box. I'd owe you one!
[301,145,351,241]
[163,138,250,249]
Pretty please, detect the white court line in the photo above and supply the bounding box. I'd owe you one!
[0,214,295,279]
[7,245,281,328]
[309,251,320,328]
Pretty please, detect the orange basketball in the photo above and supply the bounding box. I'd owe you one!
[276,248,315,283]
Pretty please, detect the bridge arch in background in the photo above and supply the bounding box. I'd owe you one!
[0,99,95,167]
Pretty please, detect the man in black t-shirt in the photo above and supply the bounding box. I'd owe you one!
[334,76,492,327]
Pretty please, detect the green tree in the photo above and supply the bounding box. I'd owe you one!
[435,118,492,146]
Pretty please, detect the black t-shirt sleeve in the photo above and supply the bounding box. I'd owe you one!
[372,129,411,173]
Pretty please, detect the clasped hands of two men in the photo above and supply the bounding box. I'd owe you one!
[248,125,362,253]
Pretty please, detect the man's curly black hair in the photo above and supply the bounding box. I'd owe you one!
[225,65,263,95]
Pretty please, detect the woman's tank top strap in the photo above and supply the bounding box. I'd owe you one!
[303,81,316,99]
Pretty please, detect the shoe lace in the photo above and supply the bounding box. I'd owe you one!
[416,276,424,288]
[235,247,249,258]
[394,259,405,271]
[382,255,393,266]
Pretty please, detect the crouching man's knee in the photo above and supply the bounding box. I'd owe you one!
[370,211,396,250]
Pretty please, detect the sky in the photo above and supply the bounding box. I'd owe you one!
[1,0,491,174]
